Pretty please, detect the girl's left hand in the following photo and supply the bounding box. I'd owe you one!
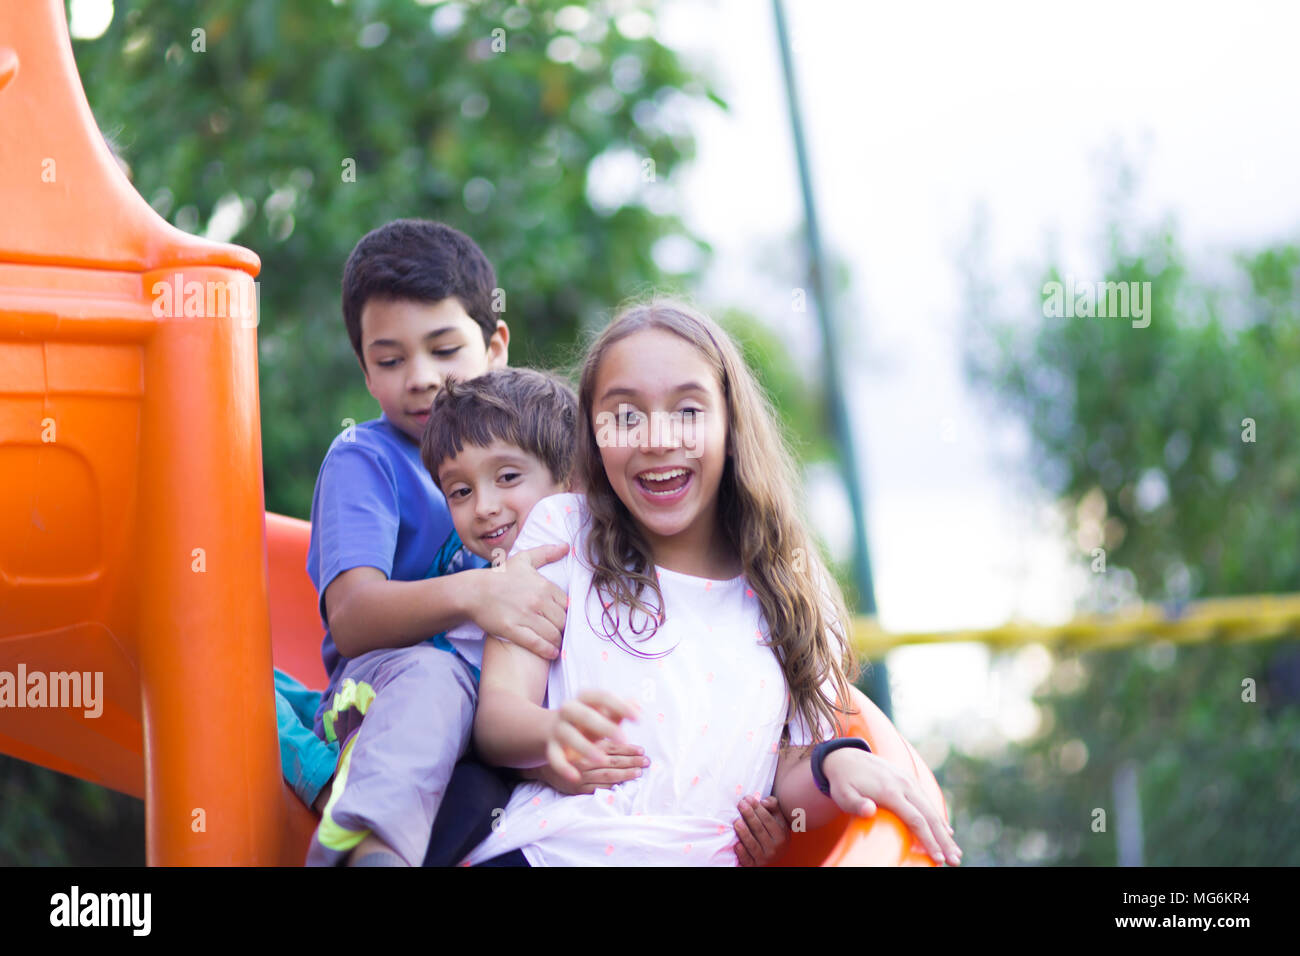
[824,747,963,866]
[733,795,789,866]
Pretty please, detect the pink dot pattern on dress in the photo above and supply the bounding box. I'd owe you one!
[500,495,787,863]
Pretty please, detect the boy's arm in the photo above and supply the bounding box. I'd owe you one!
[325,544,570,660]
[313,438,568,660]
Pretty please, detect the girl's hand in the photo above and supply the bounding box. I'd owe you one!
[545,689,641,784]
[526,739,650,795]
[733,795,790,866]
[824,747,963,866]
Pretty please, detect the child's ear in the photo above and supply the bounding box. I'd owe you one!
[487,320,510,369]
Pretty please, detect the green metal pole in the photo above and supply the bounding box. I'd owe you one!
[772,0,891,717]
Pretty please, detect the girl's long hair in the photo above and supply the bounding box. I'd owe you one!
[576,298,860,742]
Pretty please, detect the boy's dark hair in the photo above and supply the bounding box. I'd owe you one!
[422,368,578,488]
[342,219,498,367]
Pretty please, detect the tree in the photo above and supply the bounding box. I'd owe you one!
[956,195,1300,865]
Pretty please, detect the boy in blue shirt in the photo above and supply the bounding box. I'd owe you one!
[299,219,578,865]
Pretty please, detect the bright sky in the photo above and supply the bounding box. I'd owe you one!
[660,0,1300,762]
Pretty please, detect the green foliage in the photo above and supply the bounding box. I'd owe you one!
[0,755,144,865]
[717,306,832,464]
[959,201,1300,864]
[969,226,1300,599]
[945,642,1300,865]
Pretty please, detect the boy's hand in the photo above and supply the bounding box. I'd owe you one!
[522,739,649,795]
[734,796,789,866]
[824,747,962,866]
[472,543,570,660]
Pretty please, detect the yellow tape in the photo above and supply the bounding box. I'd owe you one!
[851,593,1300,656]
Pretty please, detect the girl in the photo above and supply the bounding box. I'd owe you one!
[465,299,961,866]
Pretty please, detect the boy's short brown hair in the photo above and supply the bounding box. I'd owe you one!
[421,368,578,488]
[342,219,498,368]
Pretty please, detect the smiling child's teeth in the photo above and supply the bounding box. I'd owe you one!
[637,468,690,496]
[640,468,687,481]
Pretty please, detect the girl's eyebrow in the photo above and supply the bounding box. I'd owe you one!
[599,382,710,403]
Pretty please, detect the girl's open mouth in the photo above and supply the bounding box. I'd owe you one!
[635,467,692,502]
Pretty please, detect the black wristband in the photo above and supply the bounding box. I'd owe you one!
[811,737,871,796]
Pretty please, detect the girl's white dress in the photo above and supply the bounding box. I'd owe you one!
[454,492,817,866]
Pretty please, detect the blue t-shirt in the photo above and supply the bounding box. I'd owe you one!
[306,414,486,712]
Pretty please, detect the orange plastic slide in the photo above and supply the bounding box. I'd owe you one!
[0,0,946,866]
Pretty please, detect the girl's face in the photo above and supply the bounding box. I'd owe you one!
[591,328,730,553]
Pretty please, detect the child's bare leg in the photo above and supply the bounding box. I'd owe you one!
[312,777,334,814]
[349,833,407,867]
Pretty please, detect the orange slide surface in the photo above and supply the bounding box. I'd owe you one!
[0,0,946,866]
